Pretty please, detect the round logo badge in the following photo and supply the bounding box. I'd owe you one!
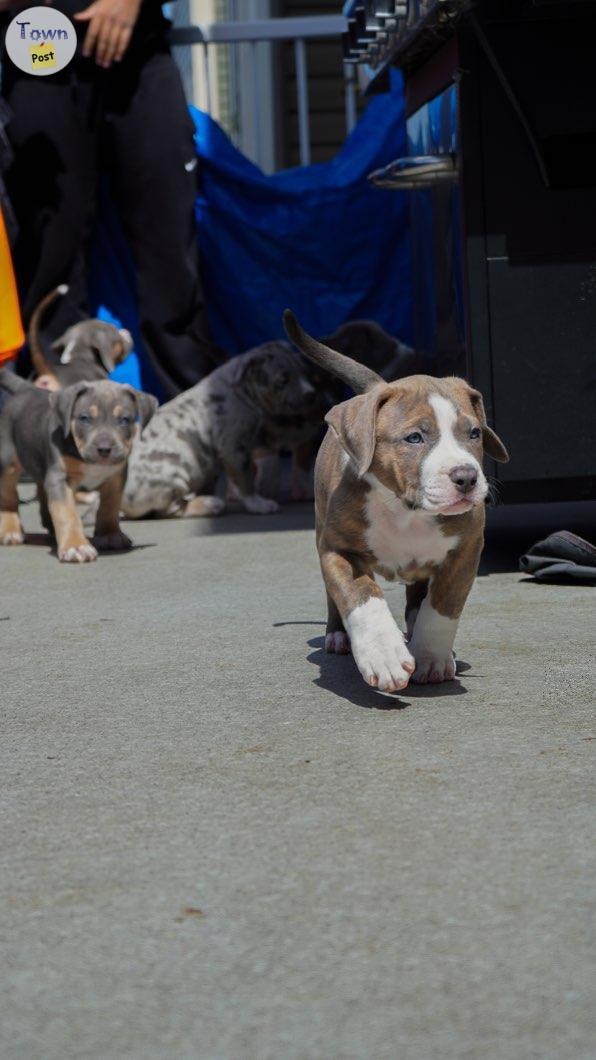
[4,6,76,76]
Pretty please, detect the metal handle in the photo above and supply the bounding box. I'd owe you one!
[368,153,458,189]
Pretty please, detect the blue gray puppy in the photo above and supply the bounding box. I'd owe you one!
[0,374,156,562]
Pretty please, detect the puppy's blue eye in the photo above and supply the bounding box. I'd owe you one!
[119,415,132,426]
[404,432,424,444]
[78,412,91,424]
[470,427,481,439]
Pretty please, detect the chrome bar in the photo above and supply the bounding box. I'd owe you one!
[344,63,357,134]
[294,38,310,167]
[170,16,346,47]
[202,41,212,114]
[250,40,263,170]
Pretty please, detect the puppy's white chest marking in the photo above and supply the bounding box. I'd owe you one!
[79,463,124,490]
[364,478,459,575]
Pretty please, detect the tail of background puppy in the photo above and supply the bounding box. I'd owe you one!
[0,369,32,396]
[282,309,383,395]
[28,284,68,380]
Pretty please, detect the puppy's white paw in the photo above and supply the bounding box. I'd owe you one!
[183,495,226,518]
[411,652,456,684]
[1,530,25,545]
[355,634,415,692]
[93,530,133,551]
[0,513,24,545]
[346,597,414,693]
[242,494,279,515]
[325,631,351,654]
[58,542,98,563]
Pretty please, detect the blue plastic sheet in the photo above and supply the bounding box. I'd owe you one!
[89,71,411,396]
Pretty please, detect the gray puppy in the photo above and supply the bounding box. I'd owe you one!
[122,343,319,518]
[254,319,416,501]
[29,286,133,391]
[0,373,156,562]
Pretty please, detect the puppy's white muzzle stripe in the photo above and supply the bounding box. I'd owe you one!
[421,394,486,511]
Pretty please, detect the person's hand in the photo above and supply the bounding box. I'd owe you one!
[74,0,141,68]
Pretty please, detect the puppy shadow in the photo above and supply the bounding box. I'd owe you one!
[20,532,52,548]
[18,532,157,557]
[92,542,157,557]
[306,635,468,711]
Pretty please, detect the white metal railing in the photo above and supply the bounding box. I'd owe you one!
[170,15,352,169]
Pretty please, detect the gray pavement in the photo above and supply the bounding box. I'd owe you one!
[1,490,595,1060]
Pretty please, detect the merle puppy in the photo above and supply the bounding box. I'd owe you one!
[121,342,319,518]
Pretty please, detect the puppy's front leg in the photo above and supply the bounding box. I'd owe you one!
[93,470,132,551]
[225,455,279,515]
[290,440,315,501]
[253,447,281,501]
[321,549,414,693]
[408,539,482,684]
[0,458,24,545]
[46,477,97,563]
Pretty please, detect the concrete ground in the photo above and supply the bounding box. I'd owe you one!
[1,489,595,1060]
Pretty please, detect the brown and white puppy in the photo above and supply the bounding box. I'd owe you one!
[283,310,509,693]
[0,373,156,562]
[29,286,133,392]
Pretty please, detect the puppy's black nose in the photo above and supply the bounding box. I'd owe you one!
[449,465,478,494]
[96,445,112,458]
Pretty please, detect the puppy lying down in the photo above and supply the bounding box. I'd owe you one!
[122,342,321,518]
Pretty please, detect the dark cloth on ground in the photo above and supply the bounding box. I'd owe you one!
[519,530,596,584]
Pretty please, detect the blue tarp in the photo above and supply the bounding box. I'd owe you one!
[89,71,411,397]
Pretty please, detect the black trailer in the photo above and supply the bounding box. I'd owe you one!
[347,0,596,503]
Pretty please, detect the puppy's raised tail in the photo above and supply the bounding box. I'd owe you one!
[28,284,68,379]
[282,309,383,395]
[0,368,33,395]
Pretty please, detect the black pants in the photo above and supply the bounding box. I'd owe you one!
[3,47,213,398]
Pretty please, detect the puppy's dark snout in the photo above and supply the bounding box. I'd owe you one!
[96,444,112,458]
[449,465,478,494]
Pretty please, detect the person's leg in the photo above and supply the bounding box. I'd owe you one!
[2,70,99,367]
[106,52,216,399]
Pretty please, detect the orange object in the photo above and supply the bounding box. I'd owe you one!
[0,207,24,364]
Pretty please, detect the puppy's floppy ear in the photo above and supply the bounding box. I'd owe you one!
[226,351,255,387]
[124,387,158,434]
[325,384,393,477]
[89,325,125,373]
[50,382,90,436]
[467,388,509,463]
